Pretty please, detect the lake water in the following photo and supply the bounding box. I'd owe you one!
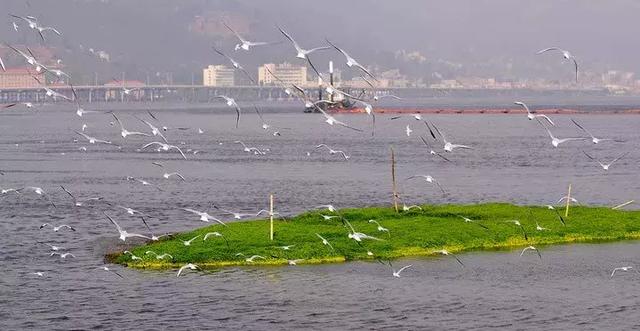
[1,107,639,330]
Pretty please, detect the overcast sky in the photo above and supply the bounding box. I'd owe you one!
[1,0,638,83]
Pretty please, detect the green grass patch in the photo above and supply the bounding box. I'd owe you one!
[108,203,640,269]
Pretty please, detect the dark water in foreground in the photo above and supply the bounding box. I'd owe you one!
[1,108,639,329]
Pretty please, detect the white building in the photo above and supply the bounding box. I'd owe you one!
[258,63,307,86]
[203,65,235,86]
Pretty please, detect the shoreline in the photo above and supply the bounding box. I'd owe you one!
[108,203,640,269]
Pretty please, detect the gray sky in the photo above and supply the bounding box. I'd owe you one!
[1,0,638,83]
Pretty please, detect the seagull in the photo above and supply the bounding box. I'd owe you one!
[182,235,201,246]
[434,249,464,267]
[315,204,337,212]
[235,141,266,155]
[373,94,402,102]
[109,204,151,217]
[506,220,528,240]
[47,244,66,251]
[288,259,304,266]
[345,220,384,242]
[405,125,412,137]
[203,231,229,247]
[314,144,350,160]
[74,131,112,145]
[112,113,151,138]
[536,47,579,82]
[99,266,124,279]
[223,22,273,51]
[420,136,451,162]
[520,246,542,260]
[31,272,45,277]
[279,245,295,250]
[163,172,186,181]
[212,47,256,84]
[103,212,152,242]
[122,87,140,95]
[314,102,362,131]
[393,265,413,278]
[242,255,265,263]
[458,215,490,230]
[542,125,587,148]
[610,266,635,278]
[141,142,187,160]
[50,252,75,259]
[368,220,390,235]
[182,208,227,226]
[212,205,257,219]
[40,223,76,232]
[432,125,472,152]
[136,116,168,143]
[326,39,377,81]
[60,185,103,207]
[390,113,423,121]
[177,263,200,277]
[536,222,547,231]
[214,95,241,128]
[514,101,555,126]
[406,175,446,194]
[278,26,330,60]
[320,215,340,221]
[123,251,142,261]
[353,100,376,136]
[35,25,62,42]
[582,151,628,171]
[139,217,170,241]
[315,233,334,250]
[571,119,616,144]
[126,176,163,191]
[545,205,566,226]
[12,22,18,32]
[145,251,173,260]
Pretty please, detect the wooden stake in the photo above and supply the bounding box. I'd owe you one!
[391,148,398,213]
[269,194,274,241]
[565,183,571,218]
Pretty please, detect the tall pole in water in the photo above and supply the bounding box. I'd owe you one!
[329,61,334,102]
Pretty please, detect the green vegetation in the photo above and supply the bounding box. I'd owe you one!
[108,203,640,269]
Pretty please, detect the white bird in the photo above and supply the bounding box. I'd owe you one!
[12,22,18,32]
[163,172,186,181]
[74,131,112,145]
[288,259,304,266]
[536,222,547,231]
[126,176,163,191]
[506,220,528,240]
[571,119,615,144]
[434,249,464,267]
[326,39,377,81]
[123,251,142,261]
[536,47,579,83]
[141,142,187,160]
[321,215,340,221]
[520,246,542,260]
[432,125,472,152]
[345,220,384,242]
[60,185,103,207]
[47,244,66,251]
[203,231,229,247]
[458,215,490,230]
[212,47,256,84]
[390,114,423,121]
[393,265,413,278]
[136,116,168,143]
[610,266,635,278]
[278,26,330,60]
[31,272,45,277]
[212,204,258,219]
[514,101,555,126]
[214,95,242,128]
[182,235,201,246]
[405,125,412,137]
[35,25,61,41]
[235,141,266,155]
[177,263,200,277]
[316,204,337,212]
[406,175,446,194]
[314,144,350,160]
[145,251,173,260]
[112,113,151,138]
[103,212,152,242]
[419,136,451,162]
[99,266,124,278]
[368,220,390,235]
[543,126,587,148]
[51,252,75,259]
[402,204,423,212]
[182,208,227,226]
[244,255,265,262]
[315,233,334,250]
[223,22,273,51]
[40,223,76,232]
[373,94,402,102]
[583,151,628,171]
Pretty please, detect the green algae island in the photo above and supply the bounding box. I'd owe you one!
[109,203,640,269]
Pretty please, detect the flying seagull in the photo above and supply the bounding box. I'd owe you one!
[177,263,200,277]
[103,212,152,242]
[536,47,579,83]
[277,26,330,60]
[212,47,256,84]
[214,95,241,128]
[542,125,587,148]
[406,175,446,194]
[520,246,542,260]
[433,249,465,268]
[582,151,628,171]
[393,265,413,278]
[514,101,555,126]
[326,39,377,81]
[571,119,616,144]
[223,22,273,51]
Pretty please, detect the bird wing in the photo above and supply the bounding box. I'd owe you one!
[536,47,561,54]
[103,212,122,233]
[277,26,301,51]
[397,265,413,273]
[572,58,579,83]
[222,21,245,43]
[609,152,629,166]
[534,114,555,126]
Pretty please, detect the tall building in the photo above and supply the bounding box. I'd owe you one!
[258,63,307,86]
[0,68,44,88]
[203,65,235,87]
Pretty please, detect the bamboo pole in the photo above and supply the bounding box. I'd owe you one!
[391,148,398,213]
[565,183,571,218]
[269,194,274,241]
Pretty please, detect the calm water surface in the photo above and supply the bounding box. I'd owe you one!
[1,108,639,330]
